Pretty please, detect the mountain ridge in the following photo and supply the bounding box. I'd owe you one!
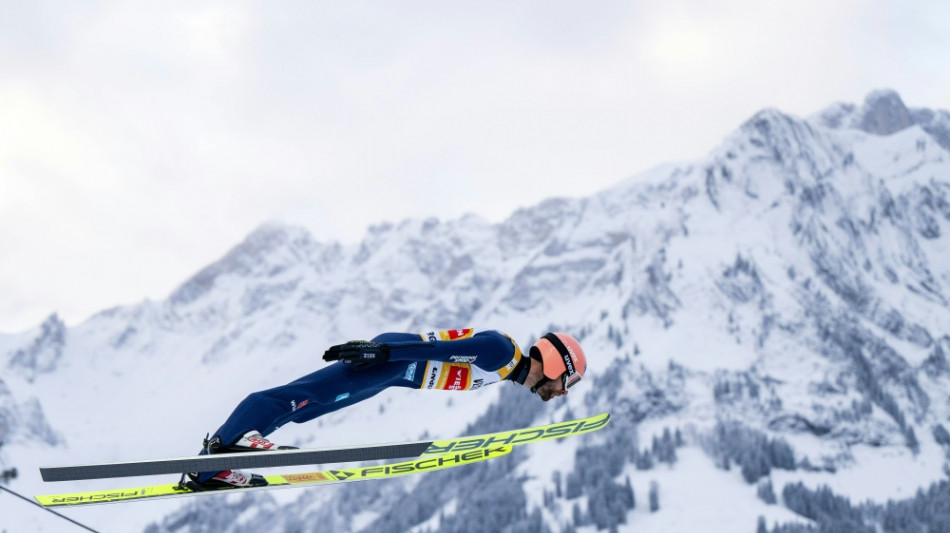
[3,90,950,532]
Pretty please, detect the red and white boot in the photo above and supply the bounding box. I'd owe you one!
[202,429,297,454]
[210,469,267,487]
[187,468,268,489]
[185,430,296,489]
[231,431,288,451]
[210,430,298,453]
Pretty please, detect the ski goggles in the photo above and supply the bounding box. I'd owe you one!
[531,370,581,394]
[562,370,582,390]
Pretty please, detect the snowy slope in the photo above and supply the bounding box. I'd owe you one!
[2,90,950,533]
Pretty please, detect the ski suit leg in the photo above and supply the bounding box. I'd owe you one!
[195,333,430,482]
[210,360,420,448]
[196,361,419,482]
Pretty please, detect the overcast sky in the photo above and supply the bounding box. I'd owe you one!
[1,0,948,332]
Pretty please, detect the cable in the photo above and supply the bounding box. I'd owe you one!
[0,484,102,533]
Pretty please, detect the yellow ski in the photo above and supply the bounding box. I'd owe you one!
[36,446,512,507]
[36,412,611,507]
[41,412,611,482]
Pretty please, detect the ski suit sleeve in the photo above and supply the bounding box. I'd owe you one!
[371,330,516,372]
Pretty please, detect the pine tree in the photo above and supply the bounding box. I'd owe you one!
[624,475,636,509]
[565,471,581,499]
[757,478,777,504]
[649,480,660,512]
[773,477,950,532]
[767,438,796,470]
[572,502,585,526]
[905,426,920,455]
[756,516,768,533]
[934,424,950,446]
[636,449,654,470]
[589,494,609,530]
[741,447,771,484]
[658,427,677,463]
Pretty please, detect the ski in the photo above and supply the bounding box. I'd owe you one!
[35,446,513,507]
[40,412,610,482]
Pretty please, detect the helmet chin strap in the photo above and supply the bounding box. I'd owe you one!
[528,350,550,394]
[530,376,553,394]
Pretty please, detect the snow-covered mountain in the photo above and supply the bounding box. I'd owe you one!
[3,89,950,533]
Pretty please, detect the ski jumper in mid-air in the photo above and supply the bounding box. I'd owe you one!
[190,328,588,488]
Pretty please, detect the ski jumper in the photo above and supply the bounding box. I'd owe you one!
[209,329,524,450]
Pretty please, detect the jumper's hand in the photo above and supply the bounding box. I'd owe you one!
[323,341,390,369]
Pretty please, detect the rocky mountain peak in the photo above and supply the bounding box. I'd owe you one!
[169,222,319,307]
[7,314,66,382]
[857,89,914,136]
[811,89,950,151]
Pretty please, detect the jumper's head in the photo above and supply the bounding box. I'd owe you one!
[529,332,587,401]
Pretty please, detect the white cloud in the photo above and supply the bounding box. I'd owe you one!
[0,0,947,331]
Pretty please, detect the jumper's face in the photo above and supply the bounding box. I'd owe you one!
[535,377,567,402]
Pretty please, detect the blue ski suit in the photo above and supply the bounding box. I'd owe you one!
[209,329,525,453]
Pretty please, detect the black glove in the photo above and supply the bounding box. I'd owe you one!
[323,341,390,369]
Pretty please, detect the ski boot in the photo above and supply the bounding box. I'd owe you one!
[208,430,299,453]
[180,431,297,490]
[182,469,268,490]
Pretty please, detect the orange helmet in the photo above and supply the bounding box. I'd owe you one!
[530,332,587,390]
